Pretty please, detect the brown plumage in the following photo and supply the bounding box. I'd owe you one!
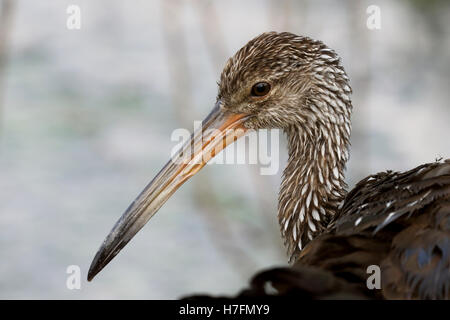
[226,159,450,300]
[88,32,450,299]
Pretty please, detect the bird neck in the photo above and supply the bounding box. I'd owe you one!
[279,120,350,261]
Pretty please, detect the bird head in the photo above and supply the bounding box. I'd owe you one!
[88,32,352,281]
[218,32,352,132]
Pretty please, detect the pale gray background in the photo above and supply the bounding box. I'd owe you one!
[0,0,449,299]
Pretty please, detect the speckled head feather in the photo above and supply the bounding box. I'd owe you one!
[217,32,353,260]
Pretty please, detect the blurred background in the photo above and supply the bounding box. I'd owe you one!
[0,0,448,299]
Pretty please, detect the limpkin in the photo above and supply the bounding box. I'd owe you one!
[88,32,450,299]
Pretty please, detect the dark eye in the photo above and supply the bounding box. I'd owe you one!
[251,82,271,97]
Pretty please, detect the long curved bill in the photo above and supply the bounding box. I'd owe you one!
[88,102,250,281]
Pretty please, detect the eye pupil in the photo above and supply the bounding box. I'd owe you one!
[251,82,271,96]
[256,84,265,92]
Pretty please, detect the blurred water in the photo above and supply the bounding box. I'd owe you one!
[0,0,449,299]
